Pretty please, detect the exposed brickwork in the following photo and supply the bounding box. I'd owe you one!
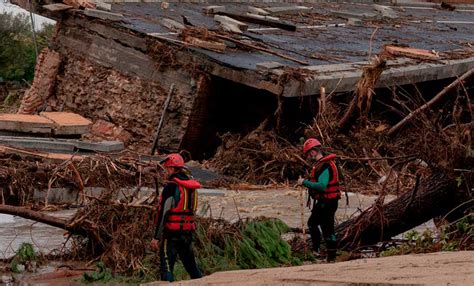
[18,48,61,115]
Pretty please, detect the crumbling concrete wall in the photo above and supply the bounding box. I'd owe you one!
[49,55,196,151]
[26,15,202,153]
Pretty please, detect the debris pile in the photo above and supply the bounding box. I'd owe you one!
[0,151,156,205]
[205,127,307,184]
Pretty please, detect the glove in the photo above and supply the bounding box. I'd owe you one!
[297,177,305,186]
[150,239,159,251]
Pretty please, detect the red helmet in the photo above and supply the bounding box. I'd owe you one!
[303,138,322,154]
[162,153,185,168]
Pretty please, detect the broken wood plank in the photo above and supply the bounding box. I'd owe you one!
[246,13,279,21]
[0,145,84,161]
[0,114,54,134]
[184,36,226,53]
[216,11,297,32]
[220,22,244,34]
[265,6,312,15]
[91,0,111,11]
[42,3,73,12]
[384,45,440,60]
[83,8,123,21]
[40,112,92,135]
[256,61,285,70]
[202,5,225,14]
[214,15,248,32]
[215,34,308,65]
[248,6,270,16]
[330,10,378,20]
[161,18,185,32]
[387,67,474,136]
[63,0,95,9]
[373,4,399,19]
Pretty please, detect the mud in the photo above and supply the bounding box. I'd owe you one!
[164,251,474,286]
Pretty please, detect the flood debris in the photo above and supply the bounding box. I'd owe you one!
[1,0,473,283]
[9,0,474,154]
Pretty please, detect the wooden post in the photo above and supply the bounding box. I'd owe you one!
[151,84,175,155]
[299,186,307,257]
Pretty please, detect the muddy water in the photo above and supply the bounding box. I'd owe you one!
[200,188,434,237]
[0,189,433,259]
[200,189,392,228]
[0,209,76,259]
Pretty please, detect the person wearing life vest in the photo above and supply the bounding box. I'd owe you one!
[150,153,202,282]
[297,138,344,262]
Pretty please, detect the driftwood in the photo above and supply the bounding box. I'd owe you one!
[215,34,308,65]
[387,68,474,136]
[215,11,297,31]
[335,171,465,249]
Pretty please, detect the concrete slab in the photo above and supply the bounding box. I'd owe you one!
[0,136,76,152]
[0,136,124,153]
[0,114,54,134]
[40,112,92,135]
[76,140,124,152]
[282,56,474,96]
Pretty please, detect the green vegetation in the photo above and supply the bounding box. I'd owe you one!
[381,213,473,257]
[0,12,54,82]
[115,218,303,284]
[10,242,37,273]
[194,218,301,276]
[82,262,113,284]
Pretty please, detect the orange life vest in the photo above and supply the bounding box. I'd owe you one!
[164,177,200,231]
[310,154,344,200]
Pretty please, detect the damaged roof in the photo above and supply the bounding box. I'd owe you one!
[112,1,474,70]
[31,0,474,96]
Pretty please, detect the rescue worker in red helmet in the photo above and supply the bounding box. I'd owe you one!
[297,138,344,262]
[150,153,203,281]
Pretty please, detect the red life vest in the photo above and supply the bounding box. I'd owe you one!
[164,177,201,232]
[310,154,344,200]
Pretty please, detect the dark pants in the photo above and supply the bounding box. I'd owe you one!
[160,232,202,282]
[307,199,338,262]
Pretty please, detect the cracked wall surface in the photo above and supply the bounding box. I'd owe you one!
[24,15,201,153]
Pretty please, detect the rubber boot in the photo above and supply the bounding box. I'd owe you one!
[325,238,337,263]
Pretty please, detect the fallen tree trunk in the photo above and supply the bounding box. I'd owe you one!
[0,204,88,235]
[1,171,469,254]
[0,204,69,229]
[336,171,468,249]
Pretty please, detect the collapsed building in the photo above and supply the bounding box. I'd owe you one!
[10,0,474,158]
